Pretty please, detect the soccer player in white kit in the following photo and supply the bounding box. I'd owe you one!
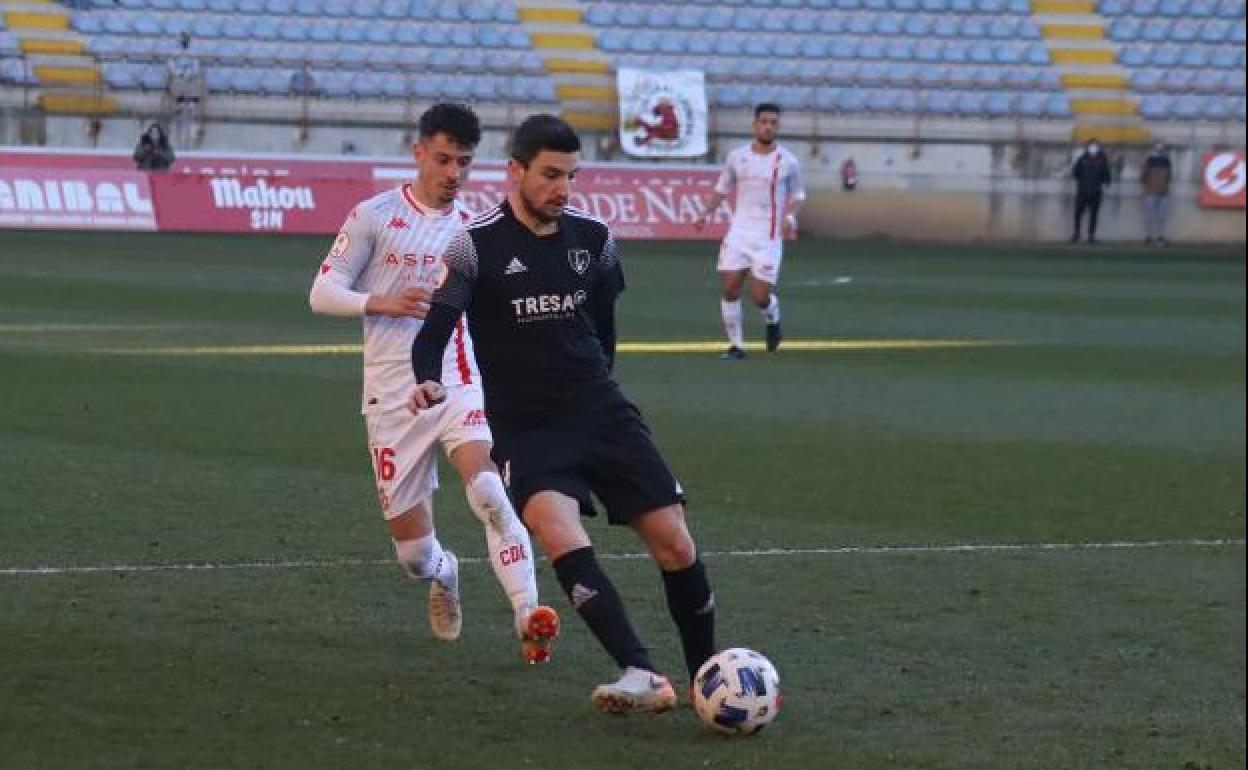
[695,103,805,360]
[309,103,559,664]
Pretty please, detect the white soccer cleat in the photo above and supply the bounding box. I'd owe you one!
[591,666,677,714]
[427,551,462,641]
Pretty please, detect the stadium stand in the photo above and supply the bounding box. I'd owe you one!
[0,0,1242,146]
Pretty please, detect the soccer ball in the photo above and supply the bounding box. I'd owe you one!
[692,648,782,736]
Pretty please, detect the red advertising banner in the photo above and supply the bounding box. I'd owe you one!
[149,172,373,233]
[1199,152,1247,209]
[0,150,732,238]
[0,167,156,230]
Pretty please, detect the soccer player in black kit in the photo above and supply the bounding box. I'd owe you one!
[408,115,715,714]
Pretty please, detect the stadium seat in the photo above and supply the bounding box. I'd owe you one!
[1043,93,1072,117]
[1193,69,1226,90]
[1130,68,1163,89]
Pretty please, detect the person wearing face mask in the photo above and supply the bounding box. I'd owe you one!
[1139,142,1173,246]
[1070,139,1112,244]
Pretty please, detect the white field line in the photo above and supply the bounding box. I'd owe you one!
[1,538,1242,577]
[84,339,1014,356]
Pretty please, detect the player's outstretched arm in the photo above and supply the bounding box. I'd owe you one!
[408,302,461,412]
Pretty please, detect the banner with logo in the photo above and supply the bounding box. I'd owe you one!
[149,173,374,233]
[0,167,156,230]
[616,68,708,159]
[0,150,733,238]
[1199,152,1247,209]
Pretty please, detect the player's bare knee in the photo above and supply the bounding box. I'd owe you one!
[393,534,439,581]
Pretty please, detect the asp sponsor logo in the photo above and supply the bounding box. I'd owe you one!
[509,290,587,323]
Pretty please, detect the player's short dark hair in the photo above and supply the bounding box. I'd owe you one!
[418,103,481,148]
[754,103,781,118]
[509,114,581,166]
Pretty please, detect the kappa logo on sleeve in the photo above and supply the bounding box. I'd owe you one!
[329,230,350,258]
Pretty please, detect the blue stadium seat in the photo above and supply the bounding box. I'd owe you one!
[865,89,899,113]
[1131,0,1159,13]
[1016,92,1044,116]
[1199,20,1230,42]
[1043,93,1072,117]
[942,41,970,63]
[975,66,1004,88]
[1188,0,1218,14]
[857,61,886,84]
[1139,94,1168,118]
[1180,45,1210,66]
[1193,69,1226,90]
[947,66,975,87]
[1172,19,1201,40]
[1216,0,1244,17]
[1130,68,1163,89]
[886,39,915,60]
[916,39,943,61]
[1173,93,1203,118]
[1099,0,1128,13]
[961,16,989,38]
[933,16,959,37]
[1163,69,1195,89]
[72,14,101,34]
[858,39,886,59]
[917,64,950,86]
[789,11,818,32]
[903,15,932,35]
[1141,19,1171,41]
[970,42,996,63]
[179,0,208,9]
[923,90,957,114]
[837,88,867,112]
[265,0,293,12]
[1109,17,1141,40]
[887,61,919,84]
[847,14,873,35]
[983,91,1013,115]
[1119,45,1148,66]
[957,91,988,116]
[817,14,845,33]
[1158,0,1188,16]
[1151,45,1181,66]
[1203,96,1229,118]
[1227,69,1247,92]
[1025,43,1050,65]
[873,14,902,35]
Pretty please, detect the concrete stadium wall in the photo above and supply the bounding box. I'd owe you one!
[793,140,1246,243]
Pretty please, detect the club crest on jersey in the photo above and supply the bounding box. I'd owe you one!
[568,249,591,275]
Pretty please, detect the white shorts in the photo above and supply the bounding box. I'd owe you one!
[362,384,492,519]
[718,232,784,284]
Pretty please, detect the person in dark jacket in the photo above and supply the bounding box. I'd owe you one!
[1139,142,1173,245]
[1070,139,1111,244]
[133,123,175,171]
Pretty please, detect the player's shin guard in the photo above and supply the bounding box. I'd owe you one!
[465,472,539,615]
[553,546,655,672]
[661,557,716,682]
[720,299,744,349]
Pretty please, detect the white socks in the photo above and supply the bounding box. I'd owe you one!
[762,293,781,325]
[465,472,539,615]
[720,299,744,348]
[393,533,453,584]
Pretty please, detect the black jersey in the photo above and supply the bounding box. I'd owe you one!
[411,200,626,429]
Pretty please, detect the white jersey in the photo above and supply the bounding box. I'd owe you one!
[715,144,805,241]
[314,184,479,413]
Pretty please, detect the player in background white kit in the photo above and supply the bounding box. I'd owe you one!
[308,103,559,664]
[694,103,805,360]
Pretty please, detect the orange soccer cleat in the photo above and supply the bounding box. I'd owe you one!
[520,604,560,665]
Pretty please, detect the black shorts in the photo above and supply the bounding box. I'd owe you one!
[490,391,684,526]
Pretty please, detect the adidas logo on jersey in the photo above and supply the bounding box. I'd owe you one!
[570,583,599,608]
[504,257,528,275]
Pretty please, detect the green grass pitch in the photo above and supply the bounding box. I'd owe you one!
[0,230,1243,770]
